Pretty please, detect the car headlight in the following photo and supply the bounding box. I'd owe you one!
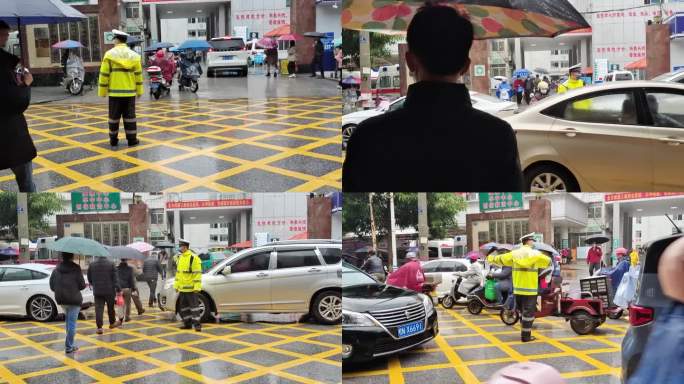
[342,310,376,327]
[419,293,434,316]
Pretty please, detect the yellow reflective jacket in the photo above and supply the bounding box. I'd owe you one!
[557,78,590,110]
[173,250,202,292]
[487,245,551,296]
[98,44,143,97]
[630,250,639,267]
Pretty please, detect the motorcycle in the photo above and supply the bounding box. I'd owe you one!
[178,62,200,93]
[466,277,511,315]
[63,63,84,95]
[147,66,170,100]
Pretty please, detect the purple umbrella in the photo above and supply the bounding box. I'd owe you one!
[52,39,84,49]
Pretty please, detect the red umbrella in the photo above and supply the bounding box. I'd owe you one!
[264,24,290,37]
[277,33,303,41]
[256,37,277,49]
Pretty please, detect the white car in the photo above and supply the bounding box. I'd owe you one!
[508,81,684,191]
[159,240,342,324]
[421,258,469,298]
[652,69,684,84]
[604,71,635,82]
[207,36,249,77]
[342,92,517,148]
[0,263,94,322]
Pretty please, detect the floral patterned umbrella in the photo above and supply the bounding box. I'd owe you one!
[341,0,590,39]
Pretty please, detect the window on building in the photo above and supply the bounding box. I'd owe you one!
[490,64,507,77]
[210,223,219,229]
[210,235,219,242]
[34,27,51,58]
[199,30,207,37]
[49,16,100,63]
[588,203,602,219]
[490,40,505,52]
[188,18,196,23]
[150,209,164,225]
[636,230,642,239]
[125,4,139,19]
[636,216,642,224]
[675,214,683,221]
[219,223,228,228]
[220,235,229,242]
[188,30,197,37]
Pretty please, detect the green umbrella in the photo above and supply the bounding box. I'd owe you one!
[47,236,109,257]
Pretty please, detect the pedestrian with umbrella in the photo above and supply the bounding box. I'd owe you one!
[48,252,86,354]
[311,37,324,78]
[87,255,122,335]
[115,253,145,322]
[174,239,202,331]
[142,251,163,308]
[258,37,278,77]
[287,40,297,78]
[1,20,36,192]
[98,29,143,147]
[587,241,603,276]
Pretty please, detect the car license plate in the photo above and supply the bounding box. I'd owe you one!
[222,55,234,60]
[397,320,424,338]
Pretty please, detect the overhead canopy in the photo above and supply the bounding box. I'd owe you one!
[625,57,647,70]
[341,0,590,39]
[265,24,290,37]
[229,240,252,249]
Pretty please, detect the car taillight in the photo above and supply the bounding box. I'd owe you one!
[628,305,654,326]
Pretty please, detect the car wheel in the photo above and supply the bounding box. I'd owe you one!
[342,124,357,149]
[311,290,341,325]
[524,163,580,192]
[197,293,214,323]
[27,295,57,322]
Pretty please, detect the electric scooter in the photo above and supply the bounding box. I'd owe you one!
[466,277,511,315]
[147,66,170,100]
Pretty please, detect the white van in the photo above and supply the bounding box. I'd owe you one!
[605,71,634,82]
[374,64,400,98]
[428,239,454,259]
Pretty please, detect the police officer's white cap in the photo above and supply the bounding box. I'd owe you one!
[568,63,582,73]
[405,252,417,259]
[178,239,190,246]
[520,233,536,243]
[111,29,129,38]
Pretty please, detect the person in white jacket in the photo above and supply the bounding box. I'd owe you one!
[454,252,483,296]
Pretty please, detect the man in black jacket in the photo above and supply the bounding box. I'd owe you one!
[142,256,163,307]
[87,257,122,334]
[116,259,145,322]
[342,5,524,192]
[0,20,37,192]
[49,252,86,354]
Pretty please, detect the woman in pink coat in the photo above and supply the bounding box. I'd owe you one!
[386,252,425,292]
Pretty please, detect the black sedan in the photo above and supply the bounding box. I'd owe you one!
[342,262,438,364]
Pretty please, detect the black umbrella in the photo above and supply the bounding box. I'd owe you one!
[585,236,610,245]
[304,32,326,38]
[105,246,147,260]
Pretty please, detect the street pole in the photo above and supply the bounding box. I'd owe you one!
[389,193,398,272]
[17,193,30,263]
[368,193,377,253]
[417,193,429,261]
[359,31,371,109]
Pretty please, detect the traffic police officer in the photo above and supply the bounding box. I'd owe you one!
[98,29,143,147]
[173,239,202,331]
[487,233,551,342]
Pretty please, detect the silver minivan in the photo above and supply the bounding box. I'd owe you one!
[159,240,342,324]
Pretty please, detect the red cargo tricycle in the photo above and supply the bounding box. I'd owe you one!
[499,273,608,335]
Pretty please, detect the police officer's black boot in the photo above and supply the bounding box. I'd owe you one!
[194,324,202,332]
[180,322,192,330]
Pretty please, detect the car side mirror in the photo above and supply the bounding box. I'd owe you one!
[221,266,232,276]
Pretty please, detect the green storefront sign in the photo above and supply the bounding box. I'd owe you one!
[71,192,121,213]
[479,192,523,212]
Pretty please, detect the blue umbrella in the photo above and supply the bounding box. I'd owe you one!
[51,39,83,49]
[513,68,531,78]
[0,247,18,256]
[480,242,498,252]
[176,39,212,51]
[126,35,142,46]
[146,42,175,52]
[169,47,179,53]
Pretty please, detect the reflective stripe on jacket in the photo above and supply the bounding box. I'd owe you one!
[98,44,143,97]
[487,245,551,296]
[173,250,202,292]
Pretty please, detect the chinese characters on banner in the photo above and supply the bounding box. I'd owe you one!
[255,218,308,233]
[596,45,647,58]
[235,11,289,26]
[71,192,121,212]
[165,199,253,209]
[604,192,684,202]
[478,192,523,212]
[594,9,674,19]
